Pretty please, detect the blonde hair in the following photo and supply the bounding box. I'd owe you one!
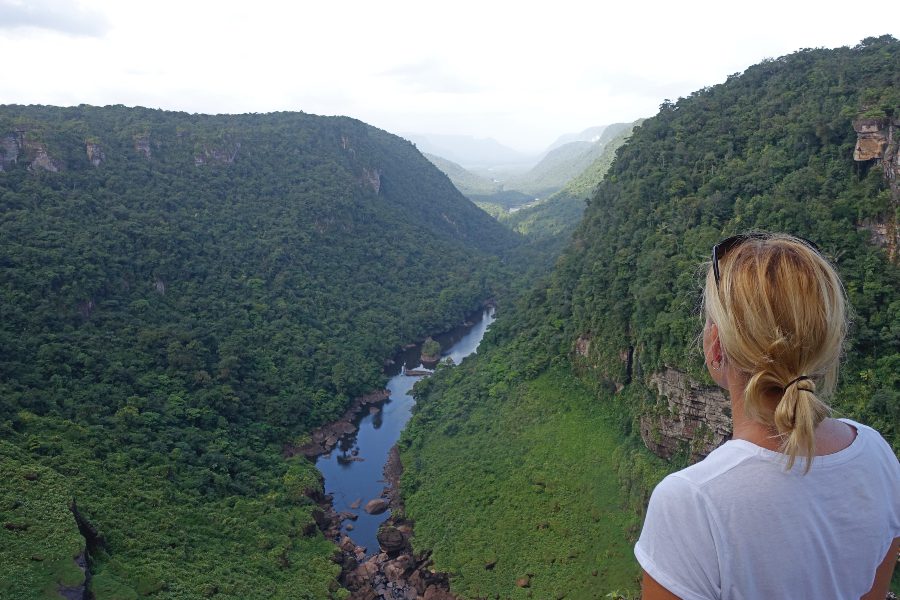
[703,233,849,471]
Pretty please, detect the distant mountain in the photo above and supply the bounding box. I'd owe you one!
[504,122,637,198]
[545,125,608,152]
[423,152,502,196]
[404,132,534,169]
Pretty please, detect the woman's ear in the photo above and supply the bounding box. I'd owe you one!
[708,322,722,368]
[704,320,726,387]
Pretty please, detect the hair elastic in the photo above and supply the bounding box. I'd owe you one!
[785,375,811,390]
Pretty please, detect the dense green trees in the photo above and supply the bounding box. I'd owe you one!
[0,105,519,597]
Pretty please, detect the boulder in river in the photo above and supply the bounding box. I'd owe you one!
[364,498,390,515]
[376,525,407,554]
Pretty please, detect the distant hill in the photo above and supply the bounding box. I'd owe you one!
[545,124,608,152]
[423,152,502,196]
[403,132,533,169]
[504,122,636,198]
[422,152,535,211]
[0,105,519,598]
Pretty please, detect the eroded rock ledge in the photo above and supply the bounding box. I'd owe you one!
[640,367,731,460]
[853,116,900,260]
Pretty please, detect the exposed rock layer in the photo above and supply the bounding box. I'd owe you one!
[640,367,731,460]
[853,116,900,260]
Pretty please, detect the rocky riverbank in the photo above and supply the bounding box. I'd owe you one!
[308,445,457,600]
[285,390,392,459]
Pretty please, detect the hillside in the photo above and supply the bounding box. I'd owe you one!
[399,36,900,599]
[0,105,519,598]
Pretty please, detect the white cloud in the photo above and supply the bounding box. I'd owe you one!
[0,0,109,36]
[0,0,895,151]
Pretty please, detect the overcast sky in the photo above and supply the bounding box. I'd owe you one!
[0,0,895,153]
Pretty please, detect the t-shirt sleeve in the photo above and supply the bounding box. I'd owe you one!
[634,474,721,600]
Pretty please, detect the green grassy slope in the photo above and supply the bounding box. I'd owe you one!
[401,359,667,599]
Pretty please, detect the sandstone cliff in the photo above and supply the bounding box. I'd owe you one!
[0,130,62,172]
[640,367,731,460]
[853,116,900,260]
[194,142,241,166]
[85,141,105,167]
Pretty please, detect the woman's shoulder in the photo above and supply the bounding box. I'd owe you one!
[663,440,762,489]
[837,418,899,466]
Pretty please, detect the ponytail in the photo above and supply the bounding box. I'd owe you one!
[772,377,830,472]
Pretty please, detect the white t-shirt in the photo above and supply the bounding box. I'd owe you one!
[635,419,900,600]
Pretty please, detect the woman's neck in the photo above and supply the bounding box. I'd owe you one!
[724,369,856,455]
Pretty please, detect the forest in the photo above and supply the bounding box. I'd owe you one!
[0,106,519,598]
[400,35,899,598]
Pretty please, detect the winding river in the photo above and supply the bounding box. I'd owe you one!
[316,308,495,555]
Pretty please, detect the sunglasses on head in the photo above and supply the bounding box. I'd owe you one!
[712,234,820,286]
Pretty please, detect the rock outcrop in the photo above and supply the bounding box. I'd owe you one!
[640,367,731,460]
[362,167,381,194]
[85,141,105,167]
[364,498,390,515]
[133,133,152,159]
[853,116,900,260]
[853,117,891,161]
[194,142,241,166]
[574,335,590,357]
[27,143,62,173]
[0,130,24,171]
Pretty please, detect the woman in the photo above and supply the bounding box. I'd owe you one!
[635,233,899,599]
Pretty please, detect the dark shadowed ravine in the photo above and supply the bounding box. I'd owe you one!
[316,308,495,555]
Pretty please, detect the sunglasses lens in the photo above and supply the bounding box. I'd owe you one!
[712,235,750,285]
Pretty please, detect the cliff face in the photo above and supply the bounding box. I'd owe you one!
[640,368,731,461]
[28,143,61,172]
[133,132,152,158]
[0,131,23,170]
[194,142,240,166]
[854,116,900,260]
[85,141,104,167]
[0,130,63,172]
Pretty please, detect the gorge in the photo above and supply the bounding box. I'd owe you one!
[1,35,898,600]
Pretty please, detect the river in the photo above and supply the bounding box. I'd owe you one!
[316,307,495,555]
